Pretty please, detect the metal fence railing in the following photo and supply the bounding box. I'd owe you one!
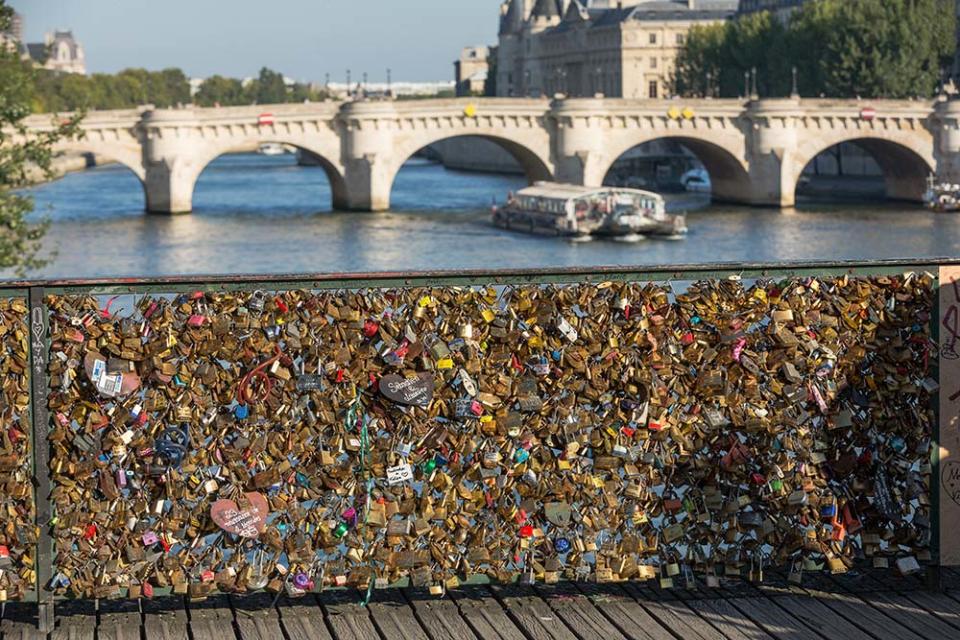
[0,259,955,632]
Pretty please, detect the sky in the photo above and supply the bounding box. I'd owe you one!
[11,0,502,82]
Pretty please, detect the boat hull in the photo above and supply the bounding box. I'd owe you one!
[492,207,686,238]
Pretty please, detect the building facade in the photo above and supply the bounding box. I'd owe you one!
[494,0,738,99]
[30,30,86,75]
[455,46,491,96]
[3,12,86,74]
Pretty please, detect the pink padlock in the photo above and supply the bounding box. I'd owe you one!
[142,531,158,546]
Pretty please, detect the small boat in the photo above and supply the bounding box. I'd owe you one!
[492,182,687,238]
[924,174,960,212]
[257,143,290,156]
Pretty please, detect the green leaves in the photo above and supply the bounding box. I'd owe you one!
[672,0,957,99]
[1,0,80,275]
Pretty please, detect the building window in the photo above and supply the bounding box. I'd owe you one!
[676,33,685,45]
[649,33,657,45]
[650,57,657,69]
[649,81,658,98]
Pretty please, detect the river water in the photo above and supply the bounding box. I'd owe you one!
[12,153,960,279]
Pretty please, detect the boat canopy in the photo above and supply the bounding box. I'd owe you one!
[516,182,663,202]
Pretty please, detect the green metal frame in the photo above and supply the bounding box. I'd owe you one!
[3,257,952,619]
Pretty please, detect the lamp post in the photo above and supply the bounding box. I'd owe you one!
[387,68,392,98]
[750,66,758,99]
[346,69,351,98]
[791,66,798,98]
[743,71,749,99]
[705,71,712,99]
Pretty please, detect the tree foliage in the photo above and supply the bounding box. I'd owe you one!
[672,0,956,99]
[0,0,80,275]
[32,64,330,112]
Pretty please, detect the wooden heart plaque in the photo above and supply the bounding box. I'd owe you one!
[210,492,269,538]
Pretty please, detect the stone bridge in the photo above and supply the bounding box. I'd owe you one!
[18,97,960,213]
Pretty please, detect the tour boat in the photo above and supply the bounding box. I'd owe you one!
[257,143,290,156]
[924,174,960,212]
[492,182,686,238]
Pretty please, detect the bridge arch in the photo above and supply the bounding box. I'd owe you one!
[596,133,752,204]
[181,141,347,213]
[381,133,554,211]
[53,141,146,183]
[789,134,935,203]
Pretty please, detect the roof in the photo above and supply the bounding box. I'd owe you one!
[563,0,590,22]
[24,42,46,62]
[531,0,563,19]
[499,0,523,34]
[518,181,662,200]
[559,0,736,30]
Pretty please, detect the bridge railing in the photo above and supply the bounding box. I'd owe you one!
[0,259,957,629]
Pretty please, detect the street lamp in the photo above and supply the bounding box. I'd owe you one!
[750,66,758,99]
[387,68,392,98]
[705,71,712,99]
[791,66,798,98]
[346,69,352,98]
[743,71,749,99]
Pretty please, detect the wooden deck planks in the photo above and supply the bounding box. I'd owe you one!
[50,599,96,640]
[769,594,871,640]
[859,591,960,640]
[275,594,334,640]
[2,602,45,640]
[366,589,427,640]
[6,569,960,639]
[402,588,478,640]
[230,592,286,640]
[318,589,382,640]
[684,598,774,640]
[642,599,726,640]
[573,582,678,640]
[141,596,190,640]
[898,590,960,631]
[727,597,818,640]
[806,590,927,640]
[97,598,142,640]
[532,583,628,640]
[447,585,527,640]
[488,583,579,640]
[187,594,239,640]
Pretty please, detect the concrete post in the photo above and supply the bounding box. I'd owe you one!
[745,99,801,207]
[339,101,398,211]
[140,109,204,214]
[550,98,608,186]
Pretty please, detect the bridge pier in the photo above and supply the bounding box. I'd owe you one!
[141,109,202,214]
[144,162,196,214]
[341,157,392,211]
[936,99,960,181]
